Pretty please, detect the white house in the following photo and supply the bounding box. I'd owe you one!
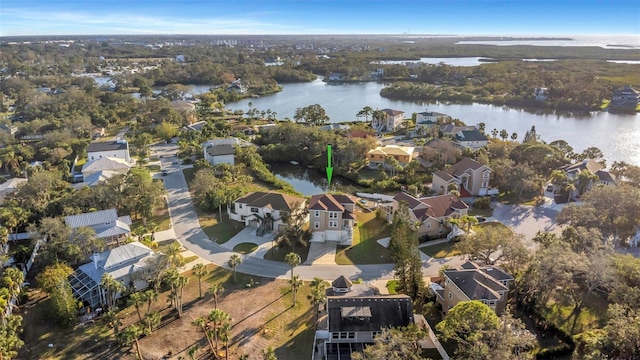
[82,157,131,178]
[202,137,252,166]
[69,242,158,309]
[87,139,131,163]
[416,110,450,124]
[65,209,132,247]
[371,109,404,132]
[456,129,489,150]
[0,177,27,205]
[228,192,306,236]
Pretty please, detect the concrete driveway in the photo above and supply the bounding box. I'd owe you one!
[488,200,563,248]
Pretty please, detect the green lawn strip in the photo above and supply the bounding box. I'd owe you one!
[335,211,391,265]
[233,242,258,254]
[198,211,244,244]
[131,201,172,232]
[468,207,494,217]
[183,255,199,264]
[146,164,161,172]
[420,241,461,258]
[541,294,607,336]
[264,243,310,263]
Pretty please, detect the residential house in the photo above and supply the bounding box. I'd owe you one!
[0,124,18,137]
[455,129,489,150]
[202,137,252,166]
[534,87,549,101]
[0,177,27,205]
[228,192,306,236]
[317,292,415,360]
[367,145,416,169]
[227,78,247,94]
[309,194,356,245]
[557,159,615,197]
[80,170,121,188]
[183,120,207,132]
[436,261,513,315]
[440,123,477,138]
[371,109,404,132]
[64,209,132,247]
[87,139,131,163]
[69,242,158,309]
[82,157,131,179]
[328,72,344,81]
[416,110,450,125]
[610,85,640,111]
[380,192,468,239]
[432,157,494,197]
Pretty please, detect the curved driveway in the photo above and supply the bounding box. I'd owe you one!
[155,144,463,281]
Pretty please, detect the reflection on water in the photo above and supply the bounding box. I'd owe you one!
[271,163,363,196]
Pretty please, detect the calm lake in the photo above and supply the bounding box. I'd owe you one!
[229,78,640,165]
[271,163,363,196]
[95,75,640,165]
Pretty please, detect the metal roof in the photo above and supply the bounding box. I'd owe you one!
[65,209,120,228]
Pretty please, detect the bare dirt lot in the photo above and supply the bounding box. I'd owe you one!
[19,265,315,360]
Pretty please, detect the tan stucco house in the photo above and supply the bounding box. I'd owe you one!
[371,108,404,132]
[432,157,494,197]
[367,145,416,169]
[309,194,356,245]
[380,192,468,240]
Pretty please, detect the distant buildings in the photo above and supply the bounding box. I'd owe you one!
[610,85,640,112]
[367,145,416,169]
[371,109,404,132]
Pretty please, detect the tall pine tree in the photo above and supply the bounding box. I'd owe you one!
[388,202,425,301]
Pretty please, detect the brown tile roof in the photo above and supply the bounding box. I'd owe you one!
[309,194,345,211]
[234,192,305,212]
[440,157,488,177]
[420,194,468,218]
[381,108,404,116]
[393,192,423,209]
[331,194,356,205]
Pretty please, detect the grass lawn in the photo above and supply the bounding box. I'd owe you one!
[468,207,493,217]
[131,201,172,232]
[146,164,161,172]
[20,265,317,360]
[541,293,608,336]
[420,241,461,258]
[233,242,258,254]
[264,243,310,263]
[386,280,399,294]
[335,211,392,265]
[477,221,511,233]
[198,210,244,244]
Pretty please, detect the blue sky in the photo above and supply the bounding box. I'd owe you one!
[1,0,638,36]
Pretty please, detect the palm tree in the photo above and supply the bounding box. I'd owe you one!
[127,292,145,321]
[309,278,327,329]
[459,214,478,233]
[549,169,567,192]
[100,273,125,310]
[285,252,301,282]
[192,316,215,353]
[144,311,161,333]
[565,181,577,203]
[142,289,158,314]
[219,321,232,360]
[208,283,224,309]
[491,128,498,139]
[228,254,242,282]
[103,309,122,338]
[289,274,303,306]
[120,324,144,360]
[192,263,209,298]
[576,169,599,195]
[208,308,233,354]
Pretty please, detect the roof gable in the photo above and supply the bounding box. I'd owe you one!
[327,295,414,332]
[235,191,305,212]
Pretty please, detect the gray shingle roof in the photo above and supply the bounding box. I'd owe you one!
[87,140,128,153]
[77,242,156,283]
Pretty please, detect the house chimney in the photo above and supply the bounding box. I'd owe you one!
[583,159,589,164]
[91,252,100,269]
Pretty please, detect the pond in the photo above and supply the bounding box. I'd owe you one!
[270,163,364,196]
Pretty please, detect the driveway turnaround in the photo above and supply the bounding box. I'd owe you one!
[156,143,462,281]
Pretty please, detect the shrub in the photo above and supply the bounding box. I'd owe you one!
[473,196,491,209]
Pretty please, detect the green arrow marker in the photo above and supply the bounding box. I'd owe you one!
[326,144,333,189]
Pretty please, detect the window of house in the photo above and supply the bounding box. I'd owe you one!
[241,216,246,221]
[250,207,259,213]
[329,212,338,219]
[314,222,319,229]
[426,222,431,229]
[449,292,453,299]
[239,204,243,209]
[481,181,489,188]
[315,211,319,217]
[483,170,490,178]
[329,221,338,228]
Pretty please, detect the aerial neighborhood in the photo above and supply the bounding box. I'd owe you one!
[0,32,639,360]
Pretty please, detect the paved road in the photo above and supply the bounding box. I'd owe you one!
[488,200,563,248]
[153,143,463,281]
